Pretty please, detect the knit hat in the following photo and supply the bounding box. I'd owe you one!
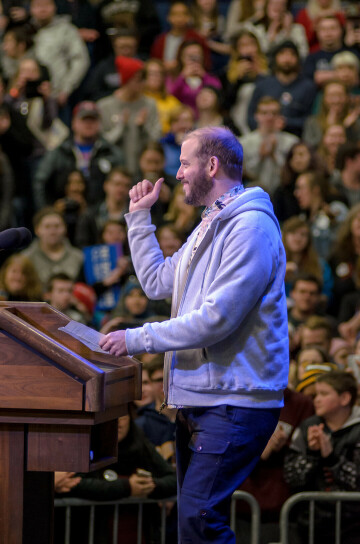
[115,56,144,85]
[72,283,97,315]
[296,362,338,393]
[273,40,300,59]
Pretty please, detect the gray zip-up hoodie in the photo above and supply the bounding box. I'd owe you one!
[125,186,289,409]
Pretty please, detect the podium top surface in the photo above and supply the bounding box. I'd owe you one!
[0,302,141,413]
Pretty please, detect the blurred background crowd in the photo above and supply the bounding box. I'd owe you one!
[1,0,360,542]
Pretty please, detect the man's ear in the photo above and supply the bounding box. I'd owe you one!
[209,156,219,177]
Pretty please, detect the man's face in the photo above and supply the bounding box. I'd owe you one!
[49,280,73,311]
[255,102,281,132]
[275,48,299,74]
[290,280,320,314]
[113,36,137,57]
[317,18,342,50]
[301,327,329,352]
[31,0,56,25]
[36,214,66,246]
[72,116,100,142]
[176,138,213,206]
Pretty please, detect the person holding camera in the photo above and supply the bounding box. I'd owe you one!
[166,40,221,116]
[5,56,68,154]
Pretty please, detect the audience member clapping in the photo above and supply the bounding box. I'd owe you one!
[97,56,162,177]
[240,95,298,194]
[29,0,90,111]
[284,371,360,544]
[223,28,268,135]
[253,0,308,59]
[303,80,360,148]
[248,40,317,137]
[295,0,345,53]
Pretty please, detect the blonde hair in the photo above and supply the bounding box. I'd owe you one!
[0,254,43,300]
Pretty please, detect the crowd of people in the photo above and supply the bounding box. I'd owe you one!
[0,0,360,542]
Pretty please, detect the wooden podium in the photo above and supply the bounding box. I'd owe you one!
[0,301,141,544]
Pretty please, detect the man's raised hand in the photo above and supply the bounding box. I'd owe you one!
[129,178,164,212]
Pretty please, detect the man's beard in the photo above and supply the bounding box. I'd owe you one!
[276,62,298,75]
[184,171,213,206]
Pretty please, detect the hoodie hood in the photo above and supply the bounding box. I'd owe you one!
[212,186,281,235]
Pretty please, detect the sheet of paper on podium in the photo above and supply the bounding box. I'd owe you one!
[59,321,106,353]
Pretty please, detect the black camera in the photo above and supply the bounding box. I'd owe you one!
[25,78,45,99]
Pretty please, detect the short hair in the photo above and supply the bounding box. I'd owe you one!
[33,206,65,229]
[5,25,33,50]
[256,96,281,112]
[292,273,322,293]
[303,315,332,336]
[316,370,358,408]
[47,272,73,292]
[183,126,243,181]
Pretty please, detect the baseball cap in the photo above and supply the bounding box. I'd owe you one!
[73,101,100,120]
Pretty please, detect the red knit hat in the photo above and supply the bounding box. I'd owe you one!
[72,283,97,315]
[115,56,144,85]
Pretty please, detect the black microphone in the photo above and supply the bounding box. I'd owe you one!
[0,227,32,250]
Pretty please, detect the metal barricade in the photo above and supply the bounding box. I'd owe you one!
[230,490,261,544]
[54,496,176,544]
[277,491,360,544]
[55,490,261,544]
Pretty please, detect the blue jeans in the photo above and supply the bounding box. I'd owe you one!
[176,405,280,543]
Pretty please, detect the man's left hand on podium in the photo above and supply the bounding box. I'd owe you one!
[99,330,128,357]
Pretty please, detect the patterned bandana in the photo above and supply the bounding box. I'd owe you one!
[189,185,244,265]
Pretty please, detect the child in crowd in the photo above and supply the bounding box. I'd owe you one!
[45,273,94,324]
[0,253,43,301]
[284,371,360,544]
